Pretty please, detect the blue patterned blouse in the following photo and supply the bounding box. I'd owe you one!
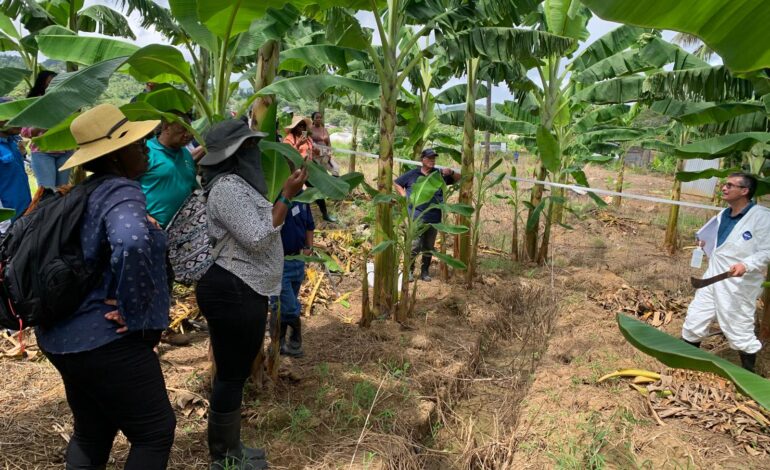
[36,177,170,354]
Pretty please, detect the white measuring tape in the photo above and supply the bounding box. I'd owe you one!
[316,145,724,212]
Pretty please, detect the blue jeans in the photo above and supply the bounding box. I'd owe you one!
[270,259,306,322]
[30,151,72,188]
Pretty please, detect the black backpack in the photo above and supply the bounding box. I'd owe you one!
[0,175,110,330]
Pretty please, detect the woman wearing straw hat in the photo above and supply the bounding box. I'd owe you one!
[197,119,307,469]
[284,115,337,223]
[37,104,177,469]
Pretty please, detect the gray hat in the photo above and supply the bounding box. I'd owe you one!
[199,119,267,166]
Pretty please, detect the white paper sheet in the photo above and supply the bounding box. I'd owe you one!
[696,215,719,257]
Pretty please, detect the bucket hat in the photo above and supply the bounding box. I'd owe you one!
[198,119,267,167]
[59,104,160,170]
[284,115,312,133]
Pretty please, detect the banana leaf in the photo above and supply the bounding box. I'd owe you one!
[259,140,350,199]
[409,172,443,208]
[676,167,742,183]
[570,25,647,72]
[0,67,30,95]
[235,4,301,57]
[575,76,645,104]
[441,28,576,65]
[77,4,136,40]
[125,44,194,86]
[0,208,14,222]
[536,125,560,173]
[133,87,194,114]
[8,56,127,128]
[645,66,757,103]
[0,96,35,120]
[581,0,770,73]
[430,250,466,270]
[435,83,490,106]
[617,314,770,410]
[429,223,468,234]
[278,45,369,73]
[35,34,139,66]
[256,75,380,102]
[675,132,770,159]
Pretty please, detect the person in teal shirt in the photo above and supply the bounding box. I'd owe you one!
[139,115,198,227]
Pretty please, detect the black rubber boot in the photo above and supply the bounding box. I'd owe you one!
[740,352,757,373]
[683,338,701,349]
[208,409,267,470]
[420,256,432,282]
[64,438,108,469]
[283,317,304,358]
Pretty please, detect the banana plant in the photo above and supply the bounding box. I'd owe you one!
[369,171,468,322]
[464,158,506,286]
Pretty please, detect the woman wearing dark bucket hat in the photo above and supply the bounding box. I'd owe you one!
[196,120,307,469]
[37,104,176,469]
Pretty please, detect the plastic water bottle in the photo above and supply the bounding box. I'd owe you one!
[690,247,704,268]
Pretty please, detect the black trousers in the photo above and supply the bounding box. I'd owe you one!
[411,226,438,268]
[44,331,176,470]
[196,263,268,413]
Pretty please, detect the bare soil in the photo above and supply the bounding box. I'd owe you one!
[2,161,769,469]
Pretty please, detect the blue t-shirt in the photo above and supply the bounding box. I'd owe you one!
[0,135,31,222]
[281,198,315,254]
[36,178,170,354]
[139,137,198,228]
[394,167,455,223]
[717,201,755,247]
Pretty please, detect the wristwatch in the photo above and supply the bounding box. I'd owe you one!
[277,194,291,206]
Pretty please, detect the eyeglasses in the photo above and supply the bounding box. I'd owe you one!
[722,182,747,190]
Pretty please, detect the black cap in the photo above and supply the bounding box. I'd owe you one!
[421,148,438,159]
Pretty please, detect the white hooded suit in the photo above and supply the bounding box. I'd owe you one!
[682,204,770,353]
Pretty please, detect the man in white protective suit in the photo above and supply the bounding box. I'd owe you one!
[682,173,770,372]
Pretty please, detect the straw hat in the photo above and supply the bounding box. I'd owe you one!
[284,115,311,133]
[59,104,160,171]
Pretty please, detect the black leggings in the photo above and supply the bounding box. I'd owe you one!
[196,263,268,413]
[44,331,176,470]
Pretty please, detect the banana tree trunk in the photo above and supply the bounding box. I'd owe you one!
[760,267,770,341]
[483,78,492,169]
[511,207,519,262]
[318,94,326,117]
[612,151,627,207]
[525,164,547,260]
[250,40,280,131]
[536,198,553,264]
[196,48,210,99]
[552,171,567,225]
[456,58,479,272]
[373,74,398,317]
[664,158,685,254]
[349,117,359,173]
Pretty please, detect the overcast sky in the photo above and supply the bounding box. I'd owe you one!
[81,1,679,103]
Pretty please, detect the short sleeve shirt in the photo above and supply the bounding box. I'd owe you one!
[394,167,455,223]
[280,197,315,254]
[0,136,31,222]
[139,137,198,228]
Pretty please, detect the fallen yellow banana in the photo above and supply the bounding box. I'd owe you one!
[597,369,661,383]
[632,376,658,385]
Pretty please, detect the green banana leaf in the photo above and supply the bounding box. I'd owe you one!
[441,28,576,64]
[570,25,647,72]
[0,67,30,96]
[256,75,380,103]
[0,208,15,222]
[168,0,217,52]
[409,172,443,208]
[675,132,770,159]
[438,110,537,135]
[35,34,139,66]
[651,99,765,126]
[617,314,770,410]
[435,83,490,106]
[278,45,369,73]
[676,167,742,183]
[575,76,645,104]
[430,250,466,270]
[77,4,136,40]
[259,140,350,200]
[544,0,589,40]
[0,97,35,120]
[536,125,560,173]
[573,104,630,133]
[133,87,195,114]
[235,4,301,57]
[581,0,770,73]
[126,44,194,86]
[429,223,469,234]
[645,66,757,102]
[8,56,127,128]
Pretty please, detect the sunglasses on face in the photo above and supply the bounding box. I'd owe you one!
[722,182,747,190]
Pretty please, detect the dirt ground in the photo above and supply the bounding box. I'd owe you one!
[2,160,770,469]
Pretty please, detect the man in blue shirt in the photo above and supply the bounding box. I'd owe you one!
[394,148,461,281]
[0,111,30,230]
[683,173,770,372]
[139,114,198,227]
[270,193,315,358]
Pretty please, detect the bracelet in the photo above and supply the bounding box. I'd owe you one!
[277,194,291,206]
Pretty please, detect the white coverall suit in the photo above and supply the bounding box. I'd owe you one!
[682,205,770,353]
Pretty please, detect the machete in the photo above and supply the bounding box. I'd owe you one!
[690,271,731,289]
